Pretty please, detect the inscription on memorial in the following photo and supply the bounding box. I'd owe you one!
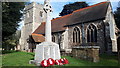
[44,46,50,59]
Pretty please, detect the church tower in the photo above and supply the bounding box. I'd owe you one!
[19,2,46,51]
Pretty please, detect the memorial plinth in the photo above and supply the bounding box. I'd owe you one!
[34,42,61,66]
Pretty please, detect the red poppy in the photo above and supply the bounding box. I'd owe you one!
[63,58,69,64]
[47,58,55,66]
[59,58,66,64]
[40,59,49,67]
[55,59,61,65]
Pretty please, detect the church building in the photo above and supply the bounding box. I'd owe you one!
[19,1,118,54]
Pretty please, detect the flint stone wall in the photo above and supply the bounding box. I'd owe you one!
[72,46,100,62]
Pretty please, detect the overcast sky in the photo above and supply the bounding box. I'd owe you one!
[18,0,120,29]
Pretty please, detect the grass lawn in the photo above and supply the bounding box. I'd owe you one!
[2,51,34,66]
[2,51,119,67]
[63,55,119,66]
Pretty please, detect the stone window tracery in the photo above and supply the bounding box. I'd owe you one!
[73,27,80,43]
[87,24,97,43]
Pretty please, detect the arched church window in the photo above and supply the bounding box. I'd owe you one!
[73,27,80,43]
[52,35,55,42]
[40,11,43,17]
[87,24,97,43]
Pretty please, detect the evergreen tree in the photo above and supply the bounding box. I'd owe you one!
[2,2,25,50]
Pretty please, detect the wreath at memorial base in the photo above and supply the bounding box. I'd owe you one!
[40,58,69,67]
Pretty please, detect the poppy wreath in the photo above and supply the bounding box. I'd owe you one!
[55,59,61,65]
[40,59,49,67]
[59,58,65,64]
[47,58,55,66]
[63,58,69,64]
[40,58,69,67]
[59,58,69,65]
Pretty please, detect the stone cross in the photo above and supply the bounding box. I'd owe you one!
[30,0,61,66]
[44,0,52,42]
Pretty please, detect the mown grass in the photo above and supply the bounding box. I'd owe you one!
[2,51,34,66]
[62,55,119,66]
[2,50,119,67]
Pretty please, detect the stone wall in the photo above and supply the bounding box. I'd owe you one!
[52,30,72,55]
[19,2,46,52]
[67,20,107,53]
[52,32,63,49]
[72,46,100,62]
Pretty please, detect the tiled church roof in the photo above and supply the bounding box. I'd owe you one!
[32,1,110,42]
[31,33,45,42]
[66,1,109,26]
